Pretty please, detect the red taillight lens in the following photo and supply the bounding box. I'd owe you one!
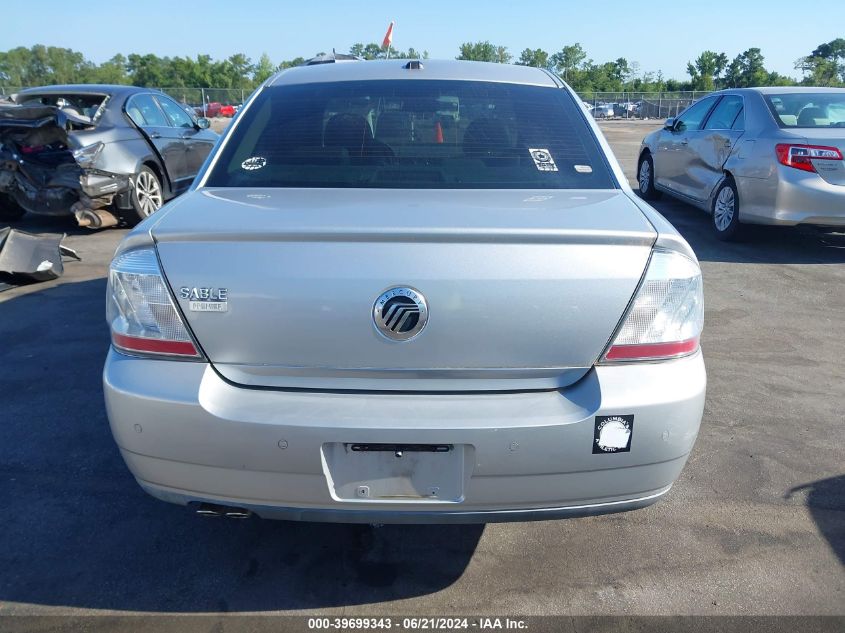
[775,144,843,173]
[111,333,199,357]
[604,338,700,361]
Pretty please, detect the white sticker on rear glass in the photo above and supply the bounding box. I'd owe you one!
[528,148,558,172]
[241,156,267,171]
[574,165,593,173]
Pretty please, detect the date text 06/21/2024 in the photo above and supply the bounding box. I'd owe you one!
[306,617,528,630]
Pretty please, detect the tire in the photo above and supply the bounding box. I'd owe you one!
[0,193,26,222]
[712,177,744,241]
[126,166,164,225]
[637,153,662,200]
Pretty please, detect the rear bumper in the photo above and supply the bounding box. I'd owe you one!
[141,481,671,524]
[0,166,130,217]
[80,170,131,200]
[103,349,706,523]
[739,169,845,227]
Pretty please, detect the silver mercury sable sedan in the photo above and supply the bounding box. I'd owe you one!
[103,60,706,523]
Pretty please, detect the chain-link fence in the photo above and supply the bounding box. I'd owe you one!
[576,91,712,120]
[2,83,713,121]
[156,88,713,120]
[157,87,251,109]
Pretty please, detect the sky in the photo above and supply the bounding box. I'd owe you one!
[2,0,840,81]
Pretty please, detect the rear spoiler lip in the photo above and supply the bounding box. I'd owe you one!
[150,225,657,247]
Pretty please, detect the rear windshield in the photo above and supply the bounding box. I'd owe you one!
[205,80,616,189]
[765,93,845,128]
[16,93,108,123]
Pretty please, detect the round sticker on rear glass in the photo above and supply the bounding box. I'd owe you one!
[528,148,558,172]
[241,156,267,171]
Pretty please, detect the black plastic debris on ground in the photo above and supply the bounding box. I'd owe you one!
[0,227,80,291]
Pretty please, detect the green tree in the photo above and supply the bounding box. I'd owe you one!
[550,44,587,83]
[724,48,770,87]
[221,53,254,88]
[253,53,275,84]
[93,54,129,84]
[363,43,384,60]
[0,45,95,85]
[796,56,841,85]
[766,71,796,87]
[624,61,641,89]
[796,38,845,85]
[664,77,688,92]
[686,51,729,91]
[516,48,549,68]
[349,43,421,60]
[611,57,630,83]
[167,56,193,87]
[126,53,169,86]
[190,54,215,87]
[457,41,511,63]
[812,38,845,64]
[278,57,305,70]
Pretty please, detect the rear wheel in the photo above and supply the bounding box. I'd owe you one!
[712,178,744,241]
[126,166,164,225]
[637,153,662,200]
[0,193,26,221]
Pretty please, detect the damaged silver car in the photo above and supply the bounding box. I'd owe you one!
[0,85,218,227]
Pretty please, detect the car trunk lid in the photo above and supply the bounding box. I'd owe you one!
[153,188,656,391]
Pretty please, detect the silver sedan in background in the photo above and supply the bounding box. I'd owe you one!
[637,87,845,240]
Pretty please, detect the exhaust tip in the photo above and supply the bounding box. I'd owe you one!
[194,502,252,519]
[224,510,252,519]
[195,502,224,517]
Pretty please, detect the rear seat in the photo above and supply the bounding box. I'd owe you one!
[375,112,462,147]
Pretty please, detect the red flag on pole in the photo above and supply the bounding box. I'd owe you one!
[382,21,394,49]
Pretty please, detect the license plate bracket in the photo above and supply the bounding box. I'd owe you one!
[322,442,466,502]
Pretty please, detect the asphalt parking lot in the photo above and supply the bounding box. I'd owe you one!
[0,120,842,617]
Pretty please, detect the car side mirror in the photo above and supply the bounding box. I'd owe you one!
[664,117,676,131]
[196,117,211,130]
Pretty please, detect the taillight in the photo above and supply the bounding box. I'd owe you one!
[775,143,843,173]
[72,141,104,168]
[600,249,704,363]
[106,249,202,359]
